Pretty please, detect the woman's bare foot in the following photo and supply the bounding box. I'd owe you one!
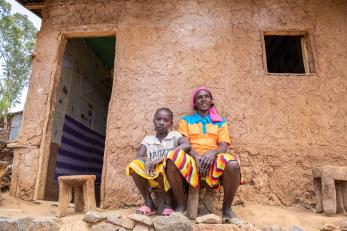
[222,207,237,219]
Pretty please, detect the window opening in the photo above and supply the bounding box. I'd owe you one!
[264,33,315,74]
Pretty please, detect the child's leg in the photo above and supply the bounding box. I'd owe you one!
[166,159,187,212]
[157,174,174,209]
[131,172,155,210]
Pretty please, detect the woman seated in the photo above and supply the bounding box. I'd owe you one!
[126,108,190,216]
[166,87,241,220]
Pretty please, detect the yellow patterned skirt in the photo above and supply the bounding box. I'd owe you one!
[126,159,170,191]
[166,149,242,188]
[126,150,242,191]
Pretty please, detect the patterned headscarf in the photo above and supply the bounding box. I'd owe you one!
[192,87,222,122]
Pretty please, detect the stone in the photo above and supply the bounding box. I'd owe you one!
[339,220,347,231]
[127,213,153,226]
[265,225,286,231]
[288,226,305,231]
[224,218,245,225]
[17,217,34,230]
[29,217,60,231]
[153,212,192,231]
[0,217,19,231]
[83,210,107,224]
[196,214,222,224]
[133,224,149,231]
[320,224,339,231]
[194,224,260,231]
[240,224,262,231]
[107,214,134,230]
[91,222,119,231]
[118,228,127,231]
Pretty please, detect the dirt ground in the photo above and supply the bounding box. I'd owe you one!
[0,192,345,231]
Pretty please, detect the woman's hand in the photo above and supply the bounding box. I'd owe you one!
[200,150,217,177]
[189,150,205,176]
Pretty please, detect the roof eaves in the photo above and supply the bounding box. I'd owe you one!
[15,0,44,18]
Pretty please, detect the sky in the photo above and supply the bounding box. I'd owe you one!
[5,0,42,113]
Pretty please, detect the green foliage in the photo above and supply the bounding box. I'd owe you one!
[0,0,37,117]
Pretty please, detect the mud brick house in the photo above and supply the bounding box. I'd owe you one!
[11,0,347,209]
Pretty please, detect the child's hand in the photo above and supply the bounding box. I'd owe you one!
[144,159,155,176]
[152,158,163,168]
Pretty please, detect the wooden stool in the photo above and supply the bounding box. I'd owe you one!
[187,184,214,219]
[313,166,347,214]
[57,175,96,217]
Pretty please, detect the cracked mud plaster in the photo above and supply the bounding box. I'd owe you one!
[13,0,347,208]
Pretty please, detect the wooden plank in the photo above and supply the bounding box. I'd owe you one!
[263,30,308,36]
[187,185,199,219]
[301,36,310,74]
[25,3,45,10]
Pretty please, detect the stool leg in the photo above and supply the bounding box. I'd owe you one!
[322,177,337,214]
[201,187,214,214]
[314,178,323,213]
[187,185,199,219]
[57,182,70,217]
[83,179,96,212]
[74,186,85,213]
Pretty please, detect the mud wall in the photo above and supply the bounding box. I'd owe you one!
[11,0,347,209]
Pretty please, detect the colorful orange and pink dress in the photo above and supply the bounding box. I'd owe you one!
[167,112,241,188]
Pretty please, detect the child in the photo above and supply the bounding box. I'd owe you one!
[126,107,190,216]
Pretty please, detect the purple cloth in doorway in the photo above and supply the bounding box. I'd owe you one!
[54,115,105,183]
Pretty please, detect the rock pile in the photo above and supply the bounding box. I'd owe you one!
[319,220,347,231]
[83,211,262,231]
[0,215,59,230]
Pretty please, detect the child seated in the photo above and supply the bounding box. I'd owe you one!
[126,107,190,216]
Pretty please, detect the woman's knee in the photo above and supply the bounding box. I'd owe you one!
[226,161,240,174]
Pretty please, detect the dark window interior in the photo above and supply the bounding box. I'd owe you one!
[264,35,305,74]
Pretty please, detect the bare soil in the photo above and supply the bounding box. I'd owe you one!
[0,192,345,231]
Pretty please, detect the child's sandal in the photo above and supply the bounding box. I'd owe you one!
[161,208,174,216]
[136,205,156,216]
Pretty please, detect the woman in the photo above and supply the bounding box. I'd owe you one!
[166,87,241,220]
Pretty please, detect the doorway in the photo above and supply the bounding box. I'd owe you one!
[44,36,116,205]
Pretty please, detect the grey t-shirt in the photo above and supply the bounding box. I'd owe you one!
[141,131,182,161]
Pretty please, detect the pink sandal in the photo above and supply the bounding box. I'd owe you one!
[161,208,174,216]
[136,205,156,216]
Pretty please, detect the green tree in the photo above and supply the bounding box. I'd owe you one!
[0,0,36,130]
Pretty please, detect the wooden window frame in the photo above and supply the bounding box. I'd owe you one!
[262,31,316,76]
